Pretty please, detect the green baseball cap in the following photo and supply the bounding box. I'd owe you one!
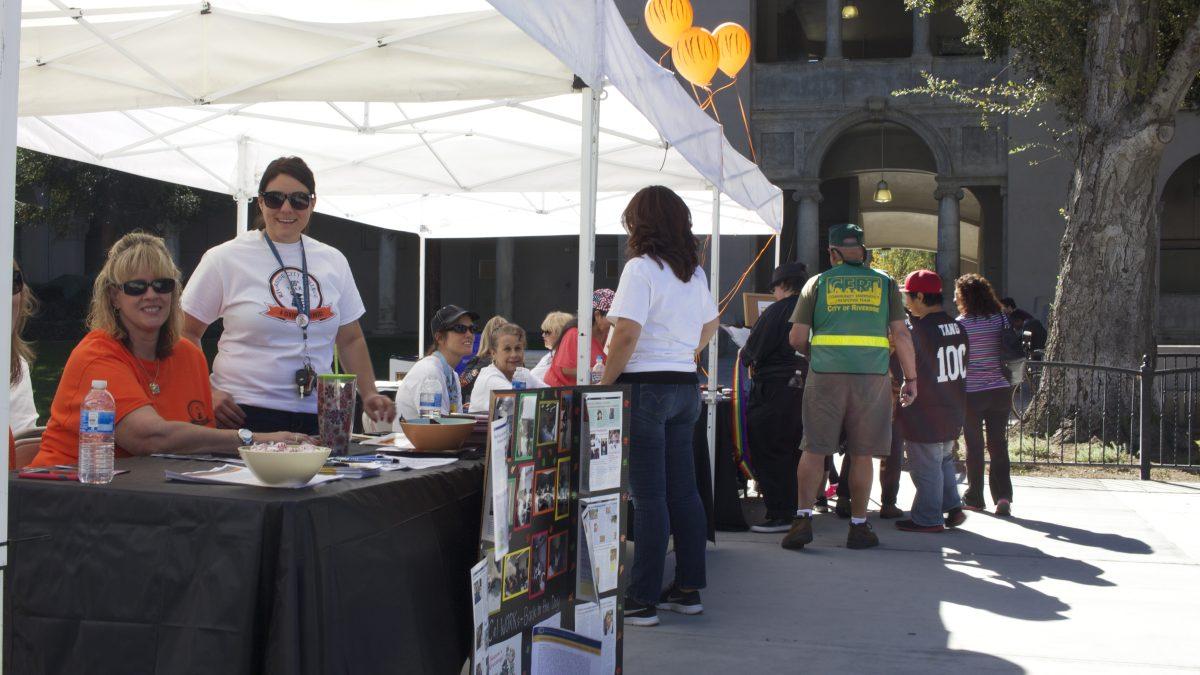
[828,223,864,247]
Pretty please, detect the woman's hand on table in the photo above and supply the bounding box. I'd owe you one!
[212,388,246,428]
[255,431,317,445]
[362,393,397,423]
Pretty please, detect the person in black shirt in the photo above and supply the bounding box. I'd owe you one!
[895,270,969,532]
[1000,298,1047,354]
[741,262,808,532]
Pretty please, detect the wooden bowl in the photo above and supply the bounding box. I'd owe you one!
[399,418,475,453]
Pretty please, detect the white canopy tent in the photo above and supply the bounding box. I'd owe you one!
[0,2,784,620]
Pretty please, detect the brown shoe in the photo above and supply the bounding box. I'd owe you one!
[879,504,904,519]
[781,515,814,550]
[847,521,880,549]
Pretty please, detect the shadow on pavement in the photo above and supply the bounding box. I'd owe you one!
[1003,516,1154,555]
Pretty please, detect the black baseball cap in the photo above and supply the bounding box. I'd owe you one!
[770,262,808,287]
[431,305,480,333]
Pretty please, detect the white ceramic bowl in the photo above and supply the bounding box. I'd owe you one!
[238,445,331,485]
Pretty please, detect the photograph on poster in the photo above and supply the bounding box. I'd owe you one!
[502,547,530,601]
[492,394,516,460]
[486,548,502,615]
[536,400,560,446]
[589,433,602,460]
[515,394,537,461]
[608,429,621,452]
[534,468,556,516]
[529,530,549,599]
[513,464,534,531]
[548,531,568,579]
[554,458,570,520]
[557,393,573,454]
[487,633,523,675]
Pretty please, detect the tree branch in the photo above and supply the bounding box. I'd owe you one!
[1142,4,1200,124]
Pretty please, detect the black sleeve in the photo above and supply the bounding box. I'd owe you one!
[741,300,786,369]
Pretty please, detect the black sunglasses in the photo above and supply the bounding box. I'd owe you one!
[446,324,483,335]
[259,191,314,210]
[12,270,23,296]
[120,278,177,296]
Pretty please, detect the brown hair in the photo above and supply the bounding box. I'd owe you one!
[954,273,1003,317]
[622,186,700,283]
[87,232,183,359]
[493,323,527,348]
[11,260,37,385]
[253,156,316,230]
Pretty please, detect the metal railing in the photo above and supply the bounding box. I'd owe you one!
[1008,352,1199,479]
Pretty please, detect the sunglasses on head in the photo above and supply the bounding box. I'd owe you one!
[12,270,23,296]
[259,191,314,211]
[446,324,483,335]
[120,278,176,296]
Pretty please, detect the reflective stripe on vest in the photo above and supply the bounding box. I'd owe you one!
[810,335,890,348]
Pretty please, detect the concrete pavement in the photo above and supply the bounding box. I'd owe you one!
[623,474,1200,673]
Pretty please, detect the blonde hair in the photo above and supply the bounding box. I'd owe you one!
[11,261,37,385]
[540,311,573,347]
[477,315,509,358]
[493,323,528,348]
[86,232,183,359]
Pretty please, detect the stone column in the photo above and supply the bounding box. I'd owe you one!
[793,182,822,274]
[912,8,932,58]
[376,231,399,335]
[825,0,842,59]
[495,237,515,320]
[935,182,964,291]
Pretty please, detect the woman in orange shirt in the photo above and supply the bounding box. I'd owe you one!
[32,233,303,467]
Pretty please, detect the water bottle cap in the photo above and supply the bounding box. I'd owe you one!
[91,380,108,389]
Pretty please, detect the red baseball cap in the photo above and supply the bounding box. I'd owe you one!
[902,269,942,294]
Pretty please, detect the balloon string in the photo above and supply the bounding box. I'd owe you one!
[734,80,757,163]
[689,82,704,107]
[659,47,670,66]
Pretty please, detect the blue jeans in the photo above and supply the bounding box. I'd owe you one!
[627,383,706,604]
[905,440,962,526]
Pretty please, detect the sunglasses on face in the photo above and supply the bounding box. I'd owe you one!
[446,324,483,335]
[259,191,314,211]
[12,270,23,296]
[540,329,552,335]
[120,278,176,296]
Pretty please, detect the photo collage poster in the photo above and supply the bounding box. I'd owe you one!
[475,385,629,675]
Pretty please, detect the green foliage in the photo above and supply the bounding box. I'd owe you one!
[870,248,936,282]
[16,149,208,236]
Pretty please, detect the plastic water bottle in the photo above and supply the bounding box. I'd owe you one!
[78,380,116,484]
[418,378,443,419]
[511,370,526,391]
[589,355,605,385]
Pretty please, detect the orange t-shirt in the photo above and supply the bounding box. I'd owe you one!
[32,330,215,467]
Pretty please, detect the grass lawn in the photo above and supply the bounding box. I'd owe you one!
[26,337,419,425]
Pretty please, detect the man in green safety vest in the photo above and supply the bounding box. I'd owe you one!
[781,223,918,550]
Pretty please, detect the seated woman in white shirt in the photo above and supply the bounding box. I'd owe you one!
[530,311,572,382]
[394,305,481,421]
[469,324,546,413]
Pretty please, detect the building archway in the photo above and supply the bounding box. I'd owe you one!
[1158,153,1200,342]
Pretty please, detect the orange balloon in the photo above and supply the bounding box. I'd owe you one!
[644,0,693,48]
[714,22,751,78]
[671,27,720,87]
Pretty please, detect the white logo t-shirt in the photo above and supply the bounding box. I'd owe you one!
[182,230,366,414]
[607,255,719,373]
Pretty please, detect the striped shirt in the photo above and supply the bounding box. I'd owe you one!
[956,312,1011,393]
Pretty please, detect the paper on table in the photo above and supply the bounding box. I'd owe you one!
[583,392,623,492]
[530,627,601,675]
[359,432,416,450]
[490,418,511,557]
[391,456,458,470]
[469,558,489,672]
[164,464,342,489]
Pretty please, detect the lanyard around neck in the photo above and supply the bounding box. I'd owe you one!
[263,231,311,338]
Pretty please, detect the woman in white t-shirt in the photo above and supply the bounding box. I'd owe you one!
[181,156,395,434]
[393,305,481,422]
[468,324,545,413]
[602,186,719,626]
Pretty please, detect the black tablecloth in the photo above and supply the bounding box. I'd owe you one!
[694,398,748,533]
[5,453,484,675]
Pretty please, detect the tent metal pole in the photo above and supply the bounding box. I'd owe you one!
[774,230,781,268]
[706,185,720,496]
[418,231,427,356]
[1,0,23,617]
[576,86,601,385]
[235,136,249,234]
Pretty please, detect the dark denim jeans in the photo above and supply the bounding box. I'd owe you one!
[627,382,706,604]
[240,404,319,435]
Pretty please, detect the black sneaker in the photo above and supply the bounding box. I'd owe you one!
[624,597,659,627]
[879,503,904,519]
[846,521,880,549]
[657,584,703,615]
[834,501,852,519]
[945,507,967,528]
[781,514,814,550]
[750,517,793,533]
[814,496,831,514]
